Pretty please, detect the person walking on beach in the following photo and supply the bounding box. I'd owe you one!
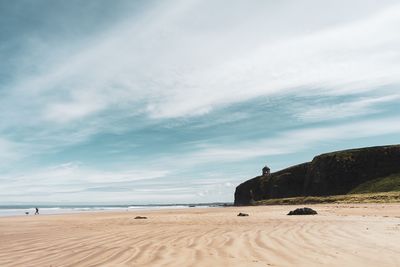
[35,207,39,215]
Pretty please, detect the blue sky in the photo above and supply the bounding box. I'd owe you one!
[1,0,400,204]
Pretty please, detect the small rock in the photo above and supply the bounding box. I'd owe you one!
[287,207,317,215]
[134,216,147,219]
[237,212,249,217]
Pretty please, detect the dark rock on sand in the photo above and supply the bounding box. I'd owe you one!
[287,207,317,215]
[134,216,147,219]
[237,212,249,217]
[234,145,400,205]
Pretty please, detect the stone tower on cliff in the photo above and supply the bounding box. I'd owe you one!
[262,165,270,176]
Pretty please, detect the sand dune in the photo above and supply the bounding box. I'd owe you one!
[0,204,399,266]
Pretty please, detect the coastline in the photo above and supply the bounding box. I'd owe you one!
[1,204,399,266]
[0,204,220,218]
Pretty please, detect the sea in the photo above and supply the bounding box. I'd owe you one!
[0,203,229,217]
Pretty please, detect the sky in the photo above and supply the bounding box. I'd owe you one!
[0,0,400,204]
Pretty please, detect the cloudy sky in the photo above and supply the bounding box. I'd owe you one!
[1,0,399,204]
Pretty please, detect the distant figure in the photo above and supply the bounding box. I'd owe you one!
[35,207,39,215]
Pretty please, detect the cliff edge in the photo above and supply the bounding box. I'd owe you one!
[234,144,400,205]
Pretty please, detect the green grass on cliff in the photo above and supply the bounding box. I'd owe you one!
[349,173,400,194]
[254,172,400,205]
[256,191,400,205]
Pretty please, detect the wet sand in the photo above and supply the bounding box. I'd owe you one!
[0,204,399,266]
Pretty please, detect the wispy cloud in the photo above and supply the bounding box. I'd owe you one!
[4,1,400,126]
[172,116,400,164]
[0,138,25,166]
[295,94,400,122]
[1,1,400,203]
[0,162,170,202]
[0,161,239,204]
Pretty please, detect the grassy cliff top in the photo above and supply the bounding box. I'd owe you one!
[256,191,400,205]
[317,144,400,159]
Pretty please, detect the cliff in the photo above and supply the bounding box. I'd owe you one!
[234,144,400,205]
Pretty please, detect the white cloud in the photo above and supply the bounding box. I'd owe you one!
[0,138,24,165]
[6,1,400,126]
[2,115,399,203]
[1,162,169,194]
[0,161,238,204]
[295,94,400,122]
[2,1,400,203]
[172,116,400,164]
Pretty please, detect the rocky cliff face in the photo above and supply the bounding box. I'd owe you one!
[234,145,400,205]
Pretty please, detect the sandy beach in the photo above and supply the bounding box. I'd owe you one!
[0,204,399,267]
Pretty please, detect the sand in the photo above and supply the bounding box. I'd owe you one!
[0,204,399,267]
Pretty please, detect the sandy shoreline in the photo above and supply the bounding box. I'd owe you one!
[0,204,399,267]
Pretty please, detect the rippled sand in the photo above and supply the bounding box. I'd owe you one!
[0,204,399,266]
